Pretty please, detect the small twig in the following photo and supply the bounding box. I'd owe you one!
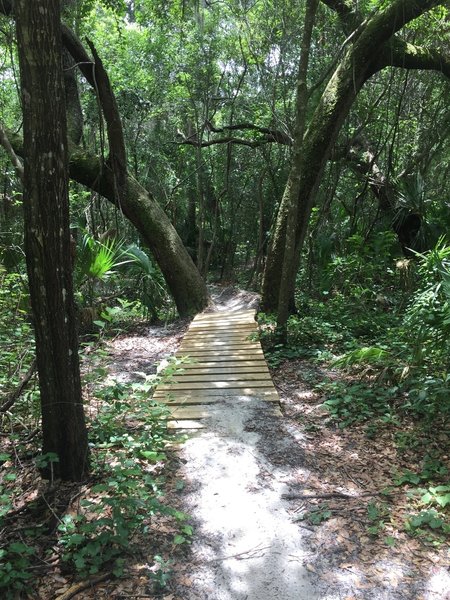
[281,490,405,500]
[54,572,111,600]
[283,491,352,500]
[0,359,37,413]
[341,467,367,489]
[282,490,389,500]
[201,543,271,564]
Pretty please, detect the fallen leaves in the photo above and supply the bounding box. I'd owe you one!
[273,357,450,596]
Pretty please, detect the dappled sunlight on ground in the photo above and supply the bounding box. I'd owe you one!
[173,397,318,599]
[270,357,450,599]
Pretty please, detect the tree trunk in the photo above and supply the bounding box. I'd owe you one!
[6,134,210,317]
[1,0,209,317]
[276,0,318,341]
[262,0,443,312]
[15,0,89,481]
[67,148,209,316]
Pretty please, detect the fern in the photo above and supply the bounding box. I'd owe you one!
[333,346,391,369]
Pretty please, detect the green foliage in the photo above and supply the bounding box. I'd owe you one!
[149,554,173,590]
[298,504,332,525]
[0,542,35,595]
[56,375,189,578]
[0,266,34,403]
[125,245,171,320]
[403,374,450,421]
[366,501,390,537]
[404,237,450,367]
[76,232,130,292]
[320,381,398,427]
[0,463,36,596]
[0,348,191,593]
[419,486,450,509]
[405,510,449,535]
[394,455,448,487]
[332,346,392,370]
[74,232,172,322]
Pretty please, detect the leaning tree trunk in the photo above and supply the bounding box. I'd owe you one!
[6,134,210,317]
[15,0,89,481]
[261,0,443,312]
[1,0,209,317]
[67,148,209,316]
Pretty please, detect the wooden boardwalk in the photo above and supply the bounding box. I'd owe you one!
[153,309,281,428]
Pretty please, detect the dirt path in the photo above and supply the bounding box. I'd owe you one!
[168,289,316,599]
[104,286,449,600]
[174,399,317,599]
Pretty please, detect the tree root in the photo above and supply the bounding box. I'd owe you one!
[54,572,111,600]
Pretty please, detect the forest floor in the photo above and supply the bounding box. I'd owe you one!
[78,285,450,600]
[18,286,448,599]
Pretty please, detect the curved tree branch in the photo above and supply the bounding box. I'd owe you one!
[377,38,450,79]
[176,121,293,147]
[177,136,272,148]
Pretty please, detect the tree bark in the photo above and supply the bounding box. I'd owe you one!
[0,0,209,317]
[15,0,89,481]
[6,131,209,317]
[67,148,210,316]
[261,0,447,312]
[276,0,318,340]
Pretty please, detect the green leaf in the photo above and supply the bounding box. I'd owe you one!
[436,494,450,508]
[420,492,433,504]
[173,534,186,545]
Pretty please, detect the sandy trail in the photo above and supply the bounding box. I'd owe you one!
[178,398,319,600]
[173,289,319,599]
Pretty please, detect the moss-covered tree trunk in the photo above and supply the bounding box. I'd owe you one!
[262,0,443,312]
[276,0,318,340]
[15,0,89,481]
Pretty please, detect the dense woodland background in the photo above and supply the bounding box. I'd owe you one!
[0,0,449,596]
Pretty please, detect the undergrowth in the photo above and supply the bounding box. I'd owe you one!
[0,319,189,598]
[258,236,450,544]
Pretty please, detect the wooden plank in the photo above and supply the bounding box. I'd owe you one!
[167,419,206,430]
[184,336,257,343]
[153,309,279,427]
[179,343,261,351]
[166,373,273,383]
[183,330,255,342]
[180,338,261,350]
[188,320,258,331]
[171,360,268,369]
[180,338,260,345]
[168,366,270,375]
[190,318,255,327]
[156,395,279,404]
[168,405,281,420]
[168,407,212,419]
[159,396,221,405]
[183,330,257,337]
[158,379,273,392]
[154,388,279,398]
[193,309,255,320]
[176,349,264,356]
[194,324,255,328]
